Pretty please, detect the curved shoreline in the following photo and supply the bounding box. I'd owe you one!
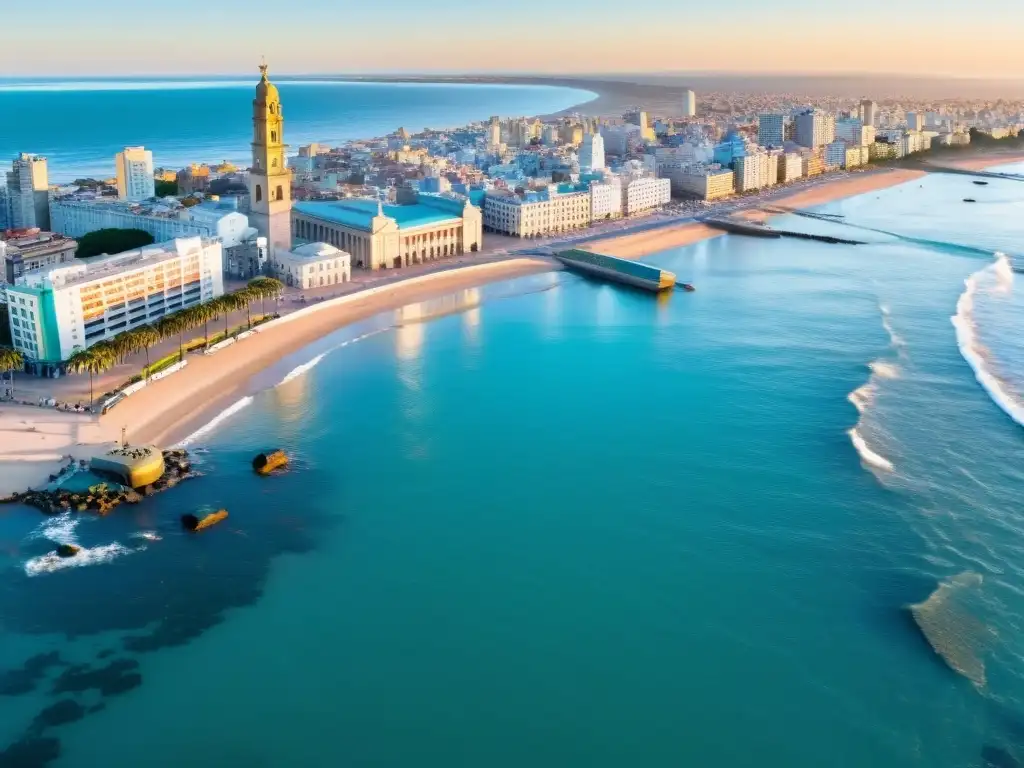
[107,257,556,449]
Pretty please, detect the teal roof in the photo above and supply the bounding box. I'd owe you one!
[294,199,461,232]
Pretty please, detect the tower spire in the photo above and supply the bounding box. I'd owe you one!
[259,55,268,79]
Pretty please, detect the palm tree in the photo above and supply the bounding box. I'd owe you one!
[235,287,257,329]
[213,294,239,340]
[248,276,284,318]
[109,331,138,365]
[131,325,160,379]
[66,345,114,407]
[0,347,25,400]
[156,313,187,362]
[188,301,217,349]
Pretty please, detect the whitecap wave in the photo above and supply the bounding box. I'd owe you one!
[277,353,326,386]
[848,383,875,414]
[848,427,894,472]
[951,255,1024,428]
[178,396,254,447]
[879,302,906,352]
[131,531,162,542]
[28,513,79,546]
[869,360,900,380]
[24,543,139,577]
[994,252,1014,293]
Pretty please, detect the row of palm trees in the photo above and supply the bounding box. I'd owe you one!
[63,277,285,407]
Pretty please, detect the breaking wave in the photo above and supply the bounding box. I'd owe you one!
[178,396,254,447]
[23,512,142,577]
[909,571,988,688]
[278,353,326,386]
[951,253,1024,428]
[847,426,894,472]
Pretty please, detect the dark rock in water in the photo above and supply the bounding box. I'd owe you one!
[180,514,200,532]
[52,658,141,697]
[30,699,85,731]
[87,703,106,715]
[983,745,1020,768]
[55,544,80,558]
[252,449,288,475]
[0,652,64,696]
[0,735,61,767]
[96,649,114,660]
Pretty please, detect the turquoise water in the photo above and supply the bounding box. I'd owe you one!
[2,167,1024,766]
[0,78,594,182]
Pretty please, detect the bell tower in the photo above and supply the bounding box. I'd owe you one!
[248,62,292,254]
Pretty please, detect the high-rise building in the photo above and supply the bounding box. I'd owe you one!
[906,112,924,131]
[114,146,155,201]
[579,133,606,171]
[795,110,836,148]
[758,114,786,147]
[682,89,697,118]
[0,185,9,231]
[860,100,878,127]
[624,109,655,142]
[6,154,50,231]
[247,63,293,255]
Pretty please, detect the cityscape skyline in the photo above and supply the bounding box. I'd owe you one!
[3,0,1023,79]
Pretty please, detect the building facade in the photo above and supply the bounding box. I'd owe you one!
[666,166,735,200]
[1,231,78,285]
[294,194,482,269]
[7,154,50,231]
[115,146,155,201]
[795,110,836,148]
[483,187,591,238]
[778,153,804,183]
[682,89,697,118]
[270,241,351,289]
[860,100,878,127]
[579,133,606,171]
[49,198,252,248]
[248,64,293,254]
[6,237,223,369]
[621,177,671,215]
[758,114,786,147]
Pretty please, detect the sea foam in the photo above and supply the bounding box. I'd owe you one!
[847,427,894,472]
[178,396,254,447]
[278,354,326,386]
[951,254,1024,428]
[25,543,138,577]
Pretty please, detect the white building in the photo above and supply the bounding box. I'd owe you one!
[907,112,924,131]
[621,176,671,215]
[795,110,836,148]
[825,140,848,169]
[666,165,735,201]
[758,114,786,147]
[579,133,606,171]
[600,124,640,156]
[7,154,50,231]
[483,186,591,238]
[778,152,804,183]
[49,198,253,249]
[860,100,878,127]
[682,89,697,117]
[270,241,351,289]
[6,237,223,369]
[115,146,155,201]
[734,150,778,193]
[590,178,623,220]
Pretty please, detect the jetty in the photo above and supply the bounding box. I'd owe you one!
[702,217,866,245]
[91,445,166,488]
[556,248,676,292]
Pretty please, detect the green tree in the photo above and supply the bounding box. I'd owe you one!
[66,345,114,407]
[188,302,218,348]
[76,228,156,259]
[248,276,285,317]
[130,325,160,379]
[156,312,189,362]
[234,287,258,329]
[0,346,25,399]
[212,294,239,340]
[155,179,178,197]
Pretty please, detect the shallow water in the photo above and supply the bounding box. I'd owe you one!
[2,166,1024,766]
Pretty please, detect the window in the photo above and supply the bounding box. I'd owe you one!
[255,185,262,203]
[271,131,277,142]
[272,158,277,168]
[276,185,283,201]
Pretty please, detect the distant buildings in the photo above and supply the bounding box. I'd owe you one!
[666,165,735,201]
[624,109,655,142]
[734,149,779,193]
[758,114,786,148]
[860,100,878,127]
[682,89,697,118]
[6,154,50,231]
[269,241,351,289]
[6,237,223,371]
[906,112,924,131]
[579,133,606,172]
[114,146,155,201]
[778,152,803,183]
[177,164,211,195]
[795,110,836,148]
[0,230,77,285]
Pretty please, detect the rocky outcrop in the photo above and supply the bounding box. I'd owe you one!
[56,544,80,558]
[252,450,288,476]
[1,449,199,516]
[181,509,228,532]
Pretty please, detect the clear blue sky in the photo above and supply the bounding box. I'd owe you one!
[3,0,1022,78]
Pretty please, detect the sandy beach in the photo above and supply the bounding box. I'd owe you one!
[929,150,1024,171]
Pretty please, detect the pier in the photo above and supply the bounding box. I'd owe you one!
[556,249,676,292]
[701,217,866,245]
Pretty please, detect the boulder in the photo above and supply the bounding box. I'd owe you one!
[252,450,289,476]
[182,509,228,532]
[56,544,80,558]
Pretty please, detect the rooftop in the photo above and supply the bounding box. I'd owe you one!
[293,198,462,232]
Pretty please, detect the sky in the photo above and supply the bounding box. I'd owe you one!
[2,0,1023,79]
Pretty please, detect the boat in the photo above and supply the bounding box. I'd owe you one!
[963,198,977,203]
[973,181,989,186]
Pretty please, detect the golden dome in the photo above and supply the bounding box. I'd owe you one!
[255,63,280,105]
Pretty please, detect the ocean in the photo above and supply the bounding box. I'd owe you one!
[1,166,1024,767]
[0,78,595,182]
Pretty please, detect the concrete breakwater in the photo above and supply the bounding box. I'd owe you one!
[702,217,866,245]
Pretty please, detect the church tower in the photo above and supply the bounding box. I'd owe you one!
[248,62,292,254]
